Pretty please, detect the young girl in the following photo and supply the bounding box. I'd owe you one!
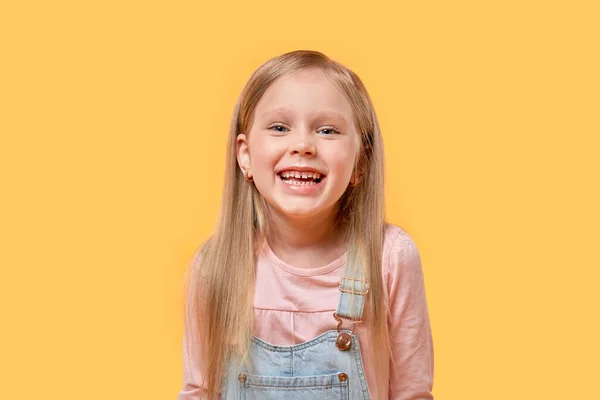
[178,50,434,400]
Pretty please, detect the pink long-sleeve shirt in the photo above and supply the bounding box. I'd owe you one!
[178,223,434,399]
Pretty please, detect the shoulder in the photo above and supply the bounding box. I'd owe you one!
[383,222,420,259]
[382,222,423,281]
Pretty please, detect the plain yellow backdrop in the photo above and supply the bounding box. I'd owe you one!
[1,1,598,399]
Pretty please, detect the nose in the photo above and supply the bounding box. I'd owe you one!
[288,129,316,156]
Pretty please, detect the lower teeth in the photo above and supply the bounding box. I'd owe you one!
[287,179,316,185]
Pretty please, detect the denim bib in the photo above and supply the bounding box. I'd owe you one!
[220,266,371,399]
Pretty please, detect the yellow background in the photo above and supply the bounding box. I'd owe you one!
[1,1,598,399]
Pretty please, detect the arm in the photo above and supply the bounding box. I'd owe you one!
[386,232,434,400]
[177,330,209,400]
[177,246,210,400]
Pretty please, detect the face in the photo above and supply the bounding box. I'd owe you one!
[237,68,361,221]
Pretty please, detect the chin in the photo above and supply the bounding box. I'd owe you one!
[270,203,326,219]
[280,208,321,218]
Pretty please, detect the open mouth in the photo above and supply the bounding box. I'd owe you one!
[277,171,325,185]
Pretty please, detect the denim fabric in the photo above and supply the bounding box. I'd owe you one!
[221,265,370,399]
[221,330,370,399]
[337,277,369,320]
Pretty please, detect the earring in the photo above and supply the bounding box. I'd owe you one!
[244,170,253,182]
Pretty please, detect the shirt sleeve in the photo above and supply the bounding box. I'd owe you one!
[386,232,435,400]
[177,247,209,400]
[177,329,208,400]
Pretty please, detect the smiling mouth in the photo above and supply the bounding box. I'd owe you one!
[277,171,324,184]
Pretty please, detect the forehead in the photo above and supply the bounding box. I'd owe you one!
[254,68,355,124]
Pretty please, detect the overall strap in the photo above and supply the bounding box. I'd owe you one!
[335,264,369,321]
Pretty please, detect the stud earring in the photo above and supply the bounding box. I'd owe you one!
[244,170,253,182]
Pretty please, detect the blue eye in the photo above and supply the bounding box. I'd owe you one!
[268,124,289,132]
[318,127,341,135]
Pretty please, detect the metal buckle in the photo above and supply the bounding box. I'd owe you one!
[333,312,362,351]
[333,312,362,333]
[338,277,369,295]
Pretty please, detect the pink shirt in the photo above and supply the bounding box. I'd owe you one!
[178,223,434,399]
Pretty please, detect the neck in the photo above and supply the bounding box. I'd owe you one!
[265,204,346,266]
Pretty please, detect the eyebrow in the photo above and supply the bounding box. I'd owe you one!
[261,107,349,125]
[261,107,292,119]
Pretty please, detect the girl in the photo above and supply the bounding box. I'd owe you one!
[178,50,434,400]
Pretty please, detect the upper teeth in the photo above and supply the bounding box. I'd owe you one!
[279,171,323,179]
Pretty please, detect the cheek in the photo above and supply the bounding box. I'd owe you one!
[323,147,357,178]
[249,139,281,171]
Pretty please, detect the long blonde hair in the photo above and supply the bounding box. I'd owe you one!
[183,50,390,398]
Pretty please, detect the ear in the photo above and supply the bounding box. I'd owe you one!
[350,142,366,186]
[236,133,251,173]
[350,166,365,186]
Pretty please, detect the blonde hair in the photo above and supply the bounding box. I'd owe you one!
[183,50,390,398]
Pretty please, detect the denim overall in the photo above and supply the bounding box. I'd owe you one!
[221,268,372,399]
